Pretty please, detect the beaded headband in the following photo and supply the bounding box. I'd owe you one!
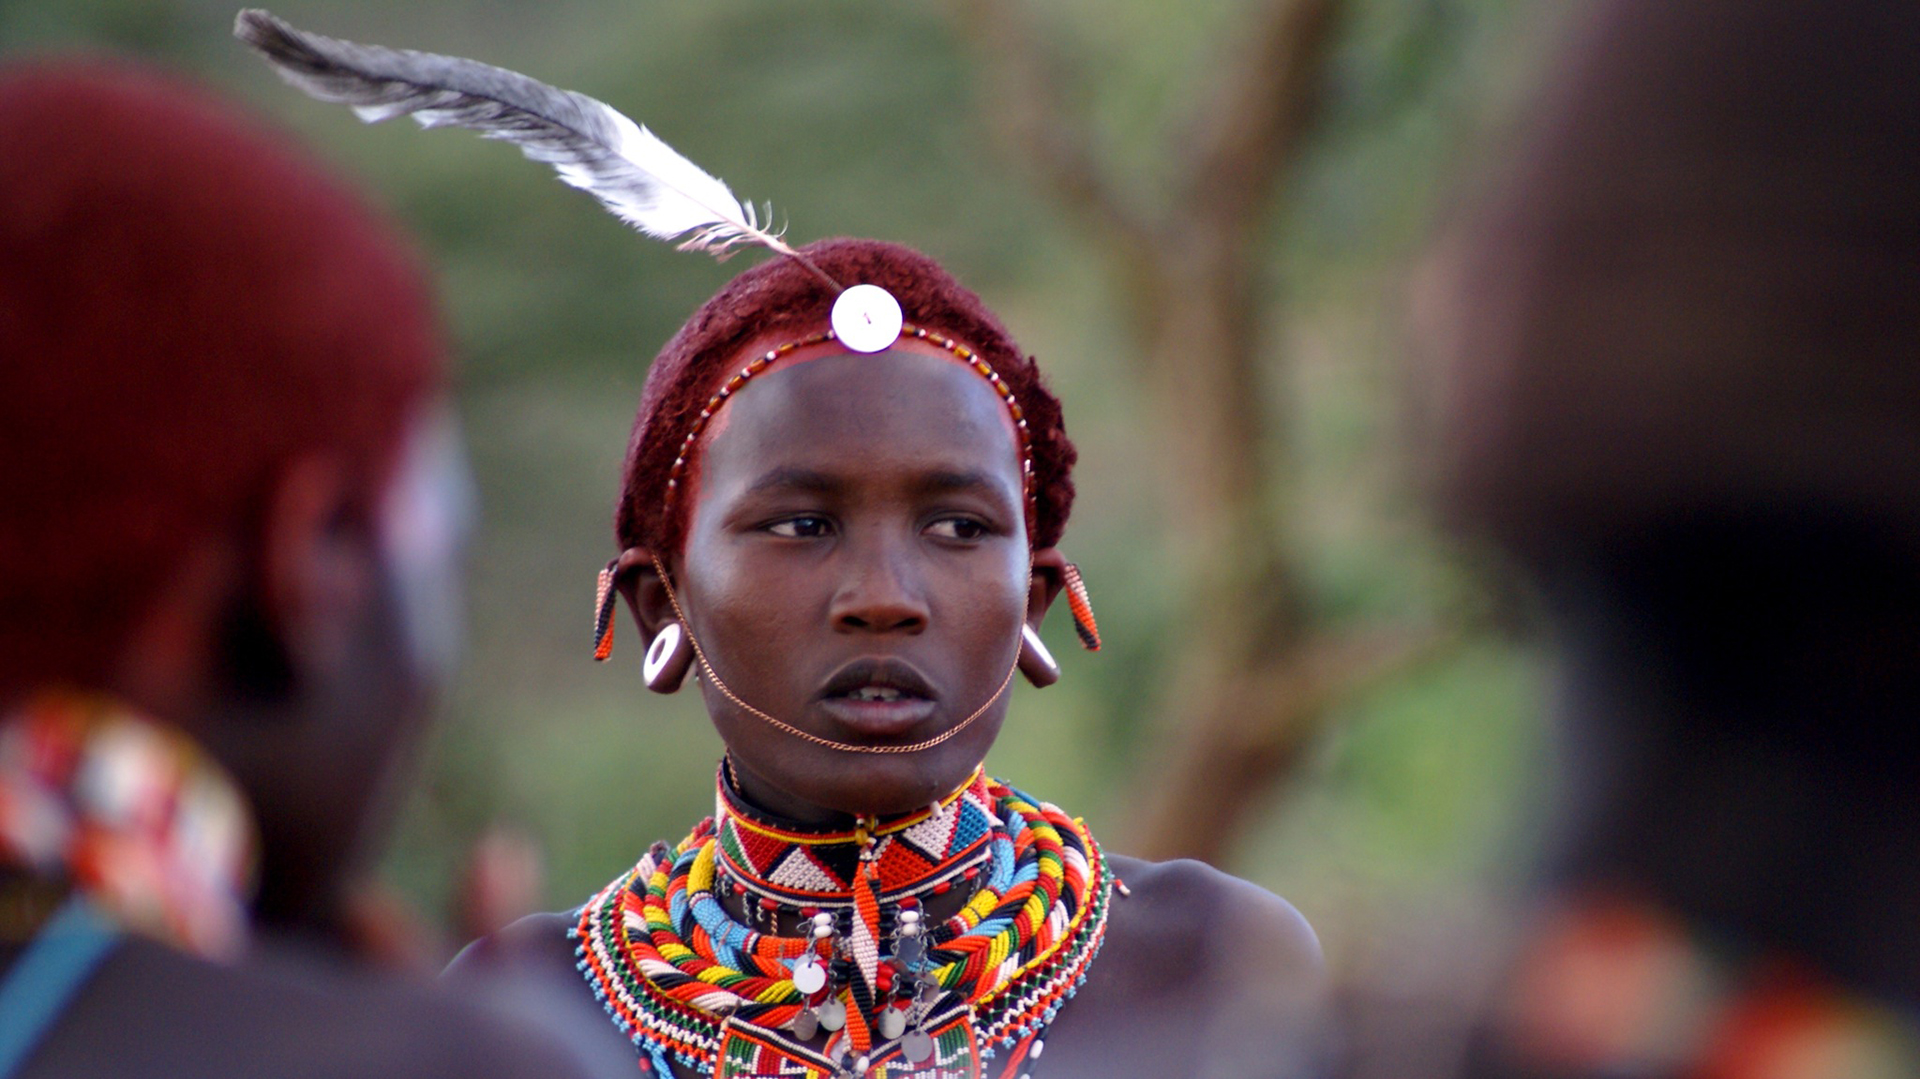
[661,323,1037,529]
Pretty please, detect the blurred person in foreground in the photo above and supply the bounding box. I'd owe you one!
[0,62,625,1078]
[1411,0,1920,1075]
[233,11,1327,1078]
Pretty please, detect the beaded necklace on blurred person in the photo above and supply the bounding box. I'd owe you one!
[1488,893,1920,1078]
[0,692,255,1075]
[0,691,254,960]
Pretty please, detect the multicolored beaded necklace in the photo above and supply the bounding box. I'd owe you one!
[574,762,1111,1078]
[0,691,256,959]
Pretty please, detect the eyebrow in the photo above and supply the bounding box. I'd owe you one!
[913,469,1009,498]
[741,467,1012,500]
[743,467,845,497]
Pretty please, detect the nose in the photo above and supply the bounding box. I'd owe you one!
[829,537,929,635]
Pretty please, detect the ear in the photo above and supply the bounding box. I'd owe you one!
[614,546,681,642]
[259,453,374,686]
[110,539,242,723]
[1027,547,1068,627]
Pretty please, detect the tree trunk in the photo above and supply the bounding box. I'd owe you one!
[946,0,1449,865]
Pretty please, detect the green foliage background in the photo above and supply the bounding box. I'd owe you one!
[3,0,1565,973]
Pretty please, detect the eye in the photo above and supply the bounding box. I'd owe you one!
[924,516,990,542]
[766,515,835,539]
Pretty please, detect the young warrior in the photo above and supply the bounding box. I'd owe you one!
[239,12,1324,1079]
[0,63,625,1079]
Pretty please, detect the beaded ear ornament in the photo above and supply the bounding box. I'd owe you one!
[236,6,1101,682]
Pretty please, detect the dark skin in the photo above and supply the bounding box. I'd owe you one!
[620,341,1046,821]
[1,423,626,1079]
[455,339,1327,1078]
[71,451,424,936]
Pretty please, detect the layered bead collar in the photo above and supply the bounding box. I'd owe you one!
[711,763,998,912]
[0,691,255,959]
[575,762,1111,1079]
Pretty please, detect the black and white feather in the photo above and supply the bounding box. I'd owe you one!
[235,8,798,262]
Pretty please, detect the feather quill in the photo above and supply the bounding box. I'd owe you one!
[234,9,834,281]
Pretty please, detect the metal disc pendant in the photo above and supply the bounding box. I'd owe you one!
[792,956,827,995]
[894,935,925,966]
[901,1028,934,1064]
[793,1008,820,1041]
[830,284,904,353]
[816,997,847,1031]
[878,1008,908,1040]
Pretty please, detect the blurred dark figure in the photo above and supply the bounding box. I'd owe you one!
[0,62,620,1078]
[1411,0,1920,1075]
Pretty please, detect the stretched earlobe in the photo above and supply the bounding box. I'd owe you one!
[643,621,695,693]
[1017,623,1060,688]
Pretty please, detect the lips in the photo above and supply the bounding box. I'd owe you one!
[816,657,940,737]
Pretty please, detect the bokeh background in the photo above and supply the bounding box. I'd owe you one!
[5,0,1569,997]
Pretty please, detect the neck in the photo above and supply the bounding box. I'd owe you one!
[725,755,872,828]
[722,752,990,828]
[712,758,992,933]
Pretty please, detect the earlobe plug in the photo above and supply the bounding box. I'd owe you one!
[643,621,696,693]
[1017,623,1060,688]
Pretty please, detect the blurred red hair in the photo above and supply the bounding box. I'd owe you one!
[0,62,443,693]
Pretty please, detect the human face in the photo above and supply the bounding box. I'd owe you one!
[676,346,1032,820]
[228,404,476,931]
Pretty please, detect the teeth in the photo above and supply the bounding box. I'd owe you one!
[850,686,904,702]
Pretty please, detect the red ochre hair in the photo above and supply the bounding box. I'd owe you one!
[617,238,1076,555]
[0,63,442,692]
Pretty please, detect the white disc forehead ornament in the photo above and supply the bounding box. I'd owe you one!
[830,284,904,354]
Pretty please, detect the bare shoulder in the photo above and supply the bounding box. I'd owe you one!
[1105,854,1323,978]
[443,910,638,1073]
[1037,854,1328,1079]
[445,910,581,983]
